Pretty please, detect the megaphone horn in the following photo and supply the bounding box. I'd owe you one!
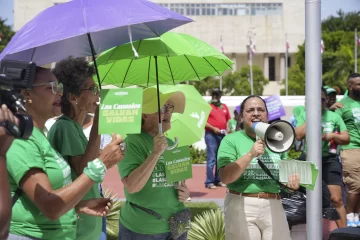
[252,120,295,153]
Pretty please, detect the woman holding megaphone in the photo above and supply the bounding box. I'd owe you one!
[217,95,300,240]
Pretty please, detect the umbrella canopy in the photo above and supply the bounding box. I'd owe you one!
[0,0,192,66]
[150,84,211,147]
[94,32,233,87]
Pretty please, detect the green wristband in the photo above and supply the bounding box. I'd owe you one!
[83,158,107,183]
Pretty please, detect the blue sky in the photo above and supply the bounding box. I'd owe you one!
[0,0,359,27]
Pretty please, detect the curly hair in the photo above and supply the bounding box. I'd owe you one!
[52,57,95,114]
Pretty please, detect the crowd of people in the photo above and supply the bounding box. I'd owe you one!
[1,54,359,240]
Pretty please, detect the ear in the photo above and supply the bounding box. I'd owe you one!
[67,92,78,105]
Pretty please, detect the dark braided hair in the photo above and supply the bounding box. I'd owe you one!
[238,95,268,130]
[52,57,95,115]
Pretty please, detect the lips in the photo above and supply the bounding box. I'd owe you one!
[53,101,61,107]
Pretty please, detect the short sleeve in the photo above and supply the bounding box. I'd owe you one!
[281,151,289,160]
[118,135,147,179]
[48,120,85,159]
[6,139,46,186]
[335,107,343,117]
[217,136,237,170]
[336,114,347,132]
[295,112,306,127]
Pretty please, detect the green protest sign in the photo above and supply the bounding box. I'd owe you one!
[164,146,192,183]
[99,88,143,136]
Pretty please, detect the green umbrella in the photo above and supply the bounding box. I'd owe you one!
[94,32,233,87]
[94,32,232,149]
[149,84,211,147]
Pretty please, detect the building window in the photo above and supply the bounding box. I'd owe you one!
[159,3,282,16]
[269,56,276,81]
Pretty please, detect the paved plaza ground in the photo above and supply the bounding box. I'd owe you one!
[103,165,337,239]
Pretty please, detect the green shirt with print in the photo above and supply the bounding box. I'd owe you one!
[6,127,76,239]
[48,115,102,240]
[296,109,347,156]
[227,118,237,132]
[217,130,288,194]
[118,132,186,234]
[335,97,360,150]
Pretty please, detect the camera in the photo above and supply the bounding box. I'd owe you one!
[0,59,36,139]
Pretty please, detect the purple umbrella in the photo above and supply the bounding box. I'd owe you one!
[0,0,192,86]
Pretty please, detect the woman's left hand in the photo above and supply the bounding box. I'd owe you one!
[286,173,300,191]
[175,181,190,202]
[76,198,112,217]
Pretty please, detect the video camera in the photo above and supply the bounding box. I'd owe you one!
[0,59,35,139]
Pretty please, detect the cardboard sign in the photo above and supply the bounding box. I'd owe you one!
[99,88,143,136]
[164,146,192,183]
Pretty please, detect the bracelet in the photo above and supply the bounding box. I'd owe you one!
[83,158,107,183]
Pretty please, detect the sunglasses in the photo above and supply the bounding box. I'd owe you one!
[32,81,63,95]
[81,86,100,96]
[161,104,175,114]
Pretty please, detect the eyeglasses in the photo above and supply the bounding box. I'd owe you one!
[32,81,63,95]
[81,86,100,96]
[244,107,266,114]
[161,104,175,114]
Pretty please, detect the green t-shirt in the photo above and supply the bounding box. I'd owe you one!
[6,127,76,239]
[217,130,287,194]
[227,118,237,132]
[47,115,102,240]
[118,132,186,234]
[335,97,360,150]
[296,109,347,156]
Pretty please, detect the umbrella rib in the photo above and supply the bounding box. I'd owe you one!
[222,58,233,69]
[101,61,117,84]
[121,59,134,88]
[184,55,201,80]
[166,57,175,85]
[105,47,118,65]
[30,47,36,62]
[202,57,221,76]
[147,56,151,87]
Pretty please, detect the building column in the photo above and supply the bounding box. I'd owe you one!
[231,53,237,72]
[263,53,269,79]
[280,53,285,83]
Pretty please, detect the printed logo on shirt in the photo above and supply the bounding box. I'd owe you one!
[352,108,360,123]
[322,121,333,133]
[149,151,177,188]
[242,154,281,181]
[54,151,72,186]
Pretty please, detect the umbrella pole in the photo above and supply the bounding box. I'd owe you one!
[154,56,163,134]
[87,33,102,89]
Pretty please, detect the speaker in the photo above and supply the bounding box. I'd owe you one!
[252,120,295,153]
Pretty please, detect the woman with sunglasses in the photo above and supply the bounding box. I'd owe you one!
[48,57,110,240]
[6,67,124,240]
[295,87,350,228]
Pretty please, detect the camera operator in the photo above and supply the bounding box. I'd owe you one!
[0,104,18,240]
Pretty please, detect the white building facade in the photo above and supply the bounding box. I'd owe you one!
[13,0,305,95]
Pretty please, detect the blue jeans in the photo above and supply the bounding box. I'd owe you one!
[118,224,187,240]
[99,216,107,240]
[204,131,224,186]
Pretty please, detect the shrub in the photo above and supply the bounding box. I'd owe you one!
[188,209,225,240]
[190,147,206,164]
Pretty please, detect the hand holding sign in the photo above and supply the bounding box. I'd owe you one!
[175,181,190,202]
[99,134,125,169]
[164,146,192,183]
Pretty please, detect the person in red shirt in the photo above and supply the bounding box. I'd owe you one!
[205,88,231,189]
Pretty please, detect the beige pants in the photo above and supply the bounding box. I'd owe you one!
[224,192,291,240]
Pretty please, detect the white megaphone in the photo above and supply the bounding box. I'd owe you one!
[252,120,295,153]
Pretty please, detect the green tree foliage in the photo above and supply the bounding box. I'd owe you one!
[280,64,305,95]
[0,18,15,53]
[295,11,360,94]
[191,65,268,96]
